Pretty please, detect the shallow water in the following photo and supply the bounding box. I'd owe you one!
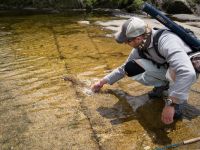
[0,10,200,150]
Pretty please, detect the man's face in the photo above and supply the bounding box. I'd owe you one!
[125,35,144,48]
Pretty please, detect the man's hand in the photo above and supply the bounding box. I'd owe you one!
[91,79,107,92]
[161,105,175,124]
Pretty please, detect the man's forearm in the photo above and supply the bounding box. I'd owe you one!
[99,78,108,86]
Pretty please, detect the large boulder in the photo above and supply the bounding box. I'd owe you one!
[162,0,193,14]
[187,0,200,15]
[195,5,200,15]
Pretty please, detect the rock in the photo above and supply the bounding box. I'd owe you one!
[161,0,200,15]
[105,34,113,38]
[191,2,200,15]
[195,3,200,15]
[95,20,126,32]
[163,0,193,14]
[172,14,200,22]
[77,20,90,25]
[144,146,151,150]
[186,22,200,28]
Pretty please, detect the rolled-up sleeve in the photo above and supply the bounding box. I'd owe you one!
[104,48,141,85]
[159,32,197,103]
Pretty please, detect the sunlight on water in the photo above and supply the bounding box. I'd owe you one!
[82,87,94,96]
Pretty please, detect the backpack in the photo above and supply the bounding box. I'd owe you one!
[138,27,200,73]
[141,2,200,72]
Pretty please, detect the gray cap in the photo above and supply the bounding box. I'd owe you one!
[115,17,147,43]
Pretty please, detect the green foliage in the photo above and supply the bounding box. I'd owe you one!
[32,0,50,8]
[0,0,33,8]
[110,0,145,12]
[126,0,144,12]
[0,0,146,10]
[83,0,96,6]
[1,0,198,12]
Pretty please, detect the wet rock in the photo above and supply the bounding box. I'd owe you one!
[95,20,125,32]
[105,34,113,38]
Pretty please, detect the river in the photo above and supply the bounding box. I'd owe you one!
[0,10,200,150]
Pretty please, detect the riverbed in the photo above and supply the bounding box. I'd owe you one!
[0,10,200,150]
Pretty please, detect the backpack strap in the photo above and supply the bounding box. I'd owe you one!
[138,29,169,68]
[138,48,168,68]
[138,48,148,59]
[153,29,166,60]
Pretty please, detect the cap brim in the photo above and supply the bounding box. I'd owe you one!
[115,31,127,43]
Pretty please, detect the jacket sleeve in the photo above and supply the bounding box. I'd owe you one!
[158,32,197,103]
[103,48,141,85]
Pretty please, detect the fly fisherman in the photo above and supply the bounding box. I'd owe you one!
[91,17,197,125]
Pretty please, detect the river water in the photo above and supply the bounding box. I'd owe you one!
[0,10,200,150]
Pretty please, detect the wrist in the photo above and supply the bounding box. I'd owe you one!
[100,79,107,86]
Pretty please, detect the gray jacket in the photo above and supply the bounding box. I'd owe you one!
[103,29,197,103]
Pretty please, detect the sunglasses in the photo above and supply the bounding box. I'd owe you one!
[126,37,136,43]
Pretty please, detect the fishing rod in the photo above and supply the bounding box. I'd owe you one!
[155,137,200,150]
[142,2,200,52]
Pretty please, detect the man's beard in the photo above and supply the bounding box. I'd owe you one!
[138,32,152,50]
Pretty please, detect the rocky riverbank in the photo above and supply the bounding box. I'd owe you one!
[92,11,200,38]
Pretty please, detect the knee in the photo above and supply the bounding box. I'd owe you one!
[124,60,145,77]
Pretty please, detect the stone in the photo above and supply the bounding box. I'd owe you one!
[163,0,193,14]
[144,146,151,150]
[77,20,90,25]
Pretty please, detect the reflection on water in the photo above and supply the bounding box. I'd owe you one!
[0,10,200,150]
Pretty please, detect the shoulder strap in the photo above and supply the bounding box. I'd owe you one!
[138,48,148,59]
[138,29,169,68]
[138,48,168,68]
[153,29,166,60]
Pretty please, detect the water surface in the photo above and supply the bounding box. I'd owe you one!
[0,10,200,150]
